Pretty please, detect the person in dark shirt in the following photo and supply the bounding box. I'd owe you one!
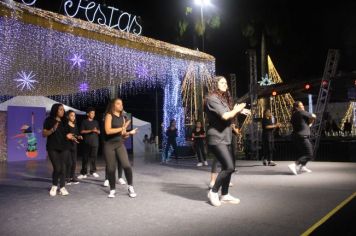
[43,103,75,197]
[103,98,138,198]
[205,76,249,207]
[192,120,207,167]
[261,109,280,166]
[288,101,316,175]
[78,107,100,179]
[163,119,178,163]
[65,110,83,185]
[343,119,352,136]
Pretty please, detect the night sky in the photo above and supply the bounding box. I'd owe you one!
[8,0,356,131]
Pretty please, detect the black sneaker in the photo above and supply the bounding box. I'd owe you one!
[71,178,80,184]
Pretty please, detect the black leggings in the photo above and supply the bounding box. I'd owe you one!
[195,141,206,162]
[81,144,98,175]
[211,145,236,174]
[48,149,69,188]
[105,161,123,180]
[262,139,274,162]
[293,135,313,166]
[104,141,133,190]
[209,144,235,195]
[66,145,77,179]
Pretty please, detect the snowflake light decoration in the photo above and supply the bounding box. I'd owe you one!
[14,71,38,91]
[70,54,85,68]
[78,82,89,92]
[258,74,275,86]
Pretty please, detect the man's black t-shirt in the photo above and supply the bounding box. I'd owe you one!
[43,117,71,151]
[262,117,274,142]
[291,110,313,136]
[80,119,100,147]
[192,128,205,144]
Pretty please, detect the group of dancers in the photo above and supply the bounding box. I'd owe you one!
[43,75,316,206]
[43,99,137,198]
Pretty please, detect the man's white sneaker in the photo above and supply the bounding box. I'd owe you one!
[128,186,137,198]
[108,190,116,198]
[220,194,240,204]
[203,161,209,166]
[92,173,100,178]
[208,189,221,207]
[77,174,87,179]
[49,186,57,197]
[196,162,203,167]
[59,187,69,196]
[118,178,126,185]
[288,163,298,175]
[299,166,312,173]
[103,180,109,187]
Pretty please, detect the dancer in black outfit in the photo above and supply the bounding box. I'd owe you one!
[261,109,280,166]
[79,107,100,179]
[66,110,82,185]
[192,120,207,167]
[205,76,249,206]
[163,119,178,163]
[288,101,316,175]
[43,104,75,196]
[104,98,138,198]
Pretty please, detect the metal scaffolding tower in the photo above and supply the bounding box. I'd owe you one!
[311,49,340,157]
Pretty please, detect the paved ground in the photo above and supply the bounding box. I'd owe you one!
[0,155,355,236]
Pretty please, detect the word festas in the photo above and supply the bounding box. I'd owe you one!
[20,0,143,35]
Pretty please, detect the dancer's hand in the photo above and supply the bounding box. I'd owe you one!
[241,108,251,115]
[129,128,138,135]
[234,103,246,113]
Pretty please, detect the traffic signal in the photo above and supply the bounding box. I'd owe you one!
[272,90,277,96]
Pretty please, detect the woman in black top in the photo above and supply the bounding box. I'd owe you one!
[104,98,138,198]
[288,101,316,175]
[261,109,280,166]
[163,119,178,163]
[205,76,248,207]
[192,120,207,167]
[66,110,83,185]
[43,104,75,197]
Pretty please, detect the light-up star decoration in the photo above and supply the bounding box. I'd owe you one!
[14,71,38,91]
[79,82,89,92]
[70,54,85,68]
[258,74,275,86]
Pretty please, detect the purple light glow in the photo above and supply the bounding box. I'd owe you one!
[78,82,89,92]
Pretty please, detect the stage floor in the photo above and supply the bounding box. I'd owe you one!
[0,155,355,236]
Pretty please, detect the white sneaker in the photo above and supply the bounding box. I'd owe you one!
[128,186,137,198]
[49,186,57,197]
[108,190,116,198]
[208,189,221,207]
[59,187,69,196]
[77,174,87,179]
[288,163,298,175]
[118,178,126,185]
[220,194,240,204]
[204,161,208,166]
[197,162,203,167]
[103,180,109,187]
[92,173,100,178]
[299,166,312,173]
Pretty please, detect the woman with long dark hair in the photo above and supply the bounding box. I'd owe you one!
[103,98,138,198]
[288,101,316,175]
[205,76,249,206]
[66,110,82,185]
[163,119,178,163]
[43,104,75,196]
